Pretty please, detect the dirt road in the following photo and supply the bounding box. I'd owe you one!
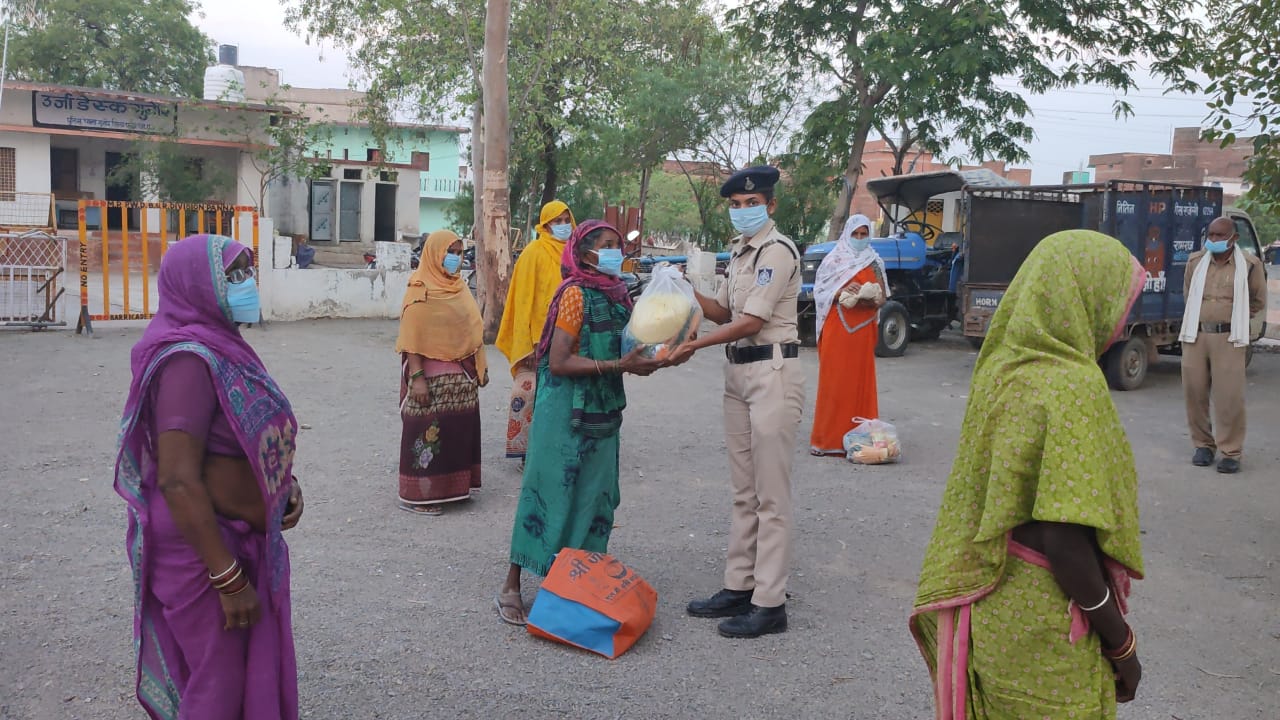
[1,322,1275,719]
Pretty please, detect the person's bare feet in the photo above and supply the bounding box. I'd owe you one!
[495,588,527,626]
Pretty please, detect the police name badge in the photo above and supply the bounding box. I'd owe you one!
[756,267,774,286]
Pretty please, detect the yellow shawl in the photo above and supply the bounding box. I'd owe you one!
[395,230,487,379]
[495,199,576,373]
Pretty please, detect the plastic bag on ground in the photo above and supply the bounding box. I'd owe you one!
[843,417,902,465]
[621,263,702,361]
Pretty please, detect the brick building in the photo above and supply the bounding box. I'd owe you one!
[851,139,1031,218]
[1088,127,1254,202]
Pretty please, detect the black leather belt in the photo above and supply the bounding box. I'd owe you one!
[1199,322,1231,333]
[726,343,799,364]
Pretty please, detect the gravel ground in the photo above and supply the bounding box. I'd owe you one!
[1,321,1276,720]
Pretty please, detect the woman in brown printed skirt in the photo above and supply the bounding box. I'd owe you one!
[394,230,488,515]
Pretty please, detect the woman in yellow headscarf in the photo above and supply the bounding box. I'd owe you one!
[395,230,489,516]
[496,199,576,464]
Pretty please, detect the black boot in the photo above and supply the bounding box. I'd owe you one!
[718,604,787,638]
[1192,447,1215,467]
[686,589,753,618]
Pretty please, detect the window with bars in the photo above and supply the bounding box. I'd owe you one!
[0,147,16,197]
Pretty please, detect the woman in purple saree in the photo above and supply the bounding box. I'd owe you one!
[115,234,303,720]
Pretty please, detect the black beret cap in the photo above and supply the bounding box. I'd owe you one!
[719,165,780,198]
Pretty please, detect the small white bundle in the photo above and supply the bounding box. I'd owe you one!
[839,282,883,308]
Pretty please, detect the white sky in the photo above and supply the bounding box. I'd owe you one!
[194,2,1236,184]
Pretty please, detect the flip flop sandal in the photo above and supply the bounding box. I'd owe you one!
[495,594,528,626]
[398,501,443,516]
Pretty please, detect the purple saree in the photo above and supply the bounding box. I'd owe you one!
[114,235,299,720]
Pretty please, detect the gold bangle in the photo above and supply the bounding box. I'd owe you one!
[213,567,244,590]
[222,580,251,597]
[1103,627,1136,661]
[208,560,238,582]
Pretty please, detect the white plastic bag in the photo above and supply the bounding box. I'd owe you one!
[621,263,703,360]
[843,417,902,465]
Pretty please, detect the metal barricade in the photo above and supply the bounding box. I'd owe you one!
[76,201,259,334]
[0,191,56,232]
[0,230,68,329]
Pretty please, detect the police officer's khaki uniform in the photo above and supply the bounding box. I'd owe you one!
[712,219,805,609]
[1181,249,1267,459]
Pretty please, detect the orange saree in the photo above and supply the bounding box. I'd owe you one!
[810,265,881,455]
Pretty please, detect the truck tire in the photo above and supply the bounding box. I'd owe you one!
[1104,336,1148,391]
[876,301,910,358]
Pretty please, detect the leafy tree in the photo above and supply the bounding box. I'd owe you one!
[771,152,841,249]
[106,142,234,204]
[4,0,214,97]
[1237,197,1279,248]
[1200,0,1280,212]
[728,0,1204,239]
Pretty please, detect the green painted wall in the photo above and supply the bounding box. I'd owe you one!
[419,199,454,235]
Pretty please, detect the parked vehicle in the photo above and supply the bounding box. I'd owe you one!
[957,181,1267,390]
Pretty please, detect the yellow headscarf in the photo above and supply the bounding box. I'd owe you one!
[395,230,487,379]
[495,199,577,373]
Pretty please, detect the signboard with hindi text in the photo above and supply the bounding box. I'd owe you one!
[32,91,178,135]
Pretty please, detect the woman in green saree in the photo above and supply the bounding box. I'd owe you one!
[911,230,1149,719]
[496,219,664,625]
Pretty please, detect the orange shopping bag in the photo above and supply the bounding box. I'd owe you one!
[526,548,658,659]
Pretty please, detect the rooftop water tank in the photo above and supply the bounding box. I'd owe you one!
[203,44,245,102]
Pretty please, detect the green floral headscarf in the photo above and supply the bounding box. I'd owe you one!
[914,230,1148,613]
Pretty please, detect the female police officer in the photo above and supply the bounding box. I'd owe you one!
[667,166,805,638]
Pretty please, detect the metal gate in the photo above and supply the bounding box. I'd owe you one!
[76,200,259,334]
[0,230,68,329]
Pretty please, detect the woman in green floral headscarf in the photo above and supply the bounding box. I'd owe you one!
[911,230,1149,719]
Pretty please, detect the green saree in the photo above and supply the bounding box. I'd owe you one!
[910,230,1149,719]
[509,287,629,577]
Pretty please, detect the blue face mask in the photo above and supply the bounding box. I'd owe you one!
[1204,239,1230,255]
[592,248,624,276]
[849,236,870,252]
[549,223,573,241]
[226,278,260,324]
[442,253,462,275]
[729,205,770,237]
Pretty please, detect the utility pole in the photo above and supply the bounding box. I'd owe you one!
[478,0,512,342]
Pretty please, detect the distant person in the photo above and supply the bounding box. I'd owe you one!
[1179,216,1267,474]
[911,230,1148,718]
[115,235,304,719]
[394,229,488,515]
[667,166,805,639]
[808,214,887,456]
[496,220,663,625]
[496,200,577,466]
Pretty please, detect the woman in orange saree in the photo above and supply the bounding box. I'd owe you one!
[809,214,888,456]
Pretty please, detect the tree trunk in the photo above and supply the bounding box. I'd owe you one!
[479,0,513,343]
[536,104,559,205]
[637,165,653,239]
[470,99,485,300]
[828,114,875,242]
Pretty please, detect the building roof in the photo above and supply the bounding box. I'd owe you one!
[2,80,295,115]
[323,120,470,134]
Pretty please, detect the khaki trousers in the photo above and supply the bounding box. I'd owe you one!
[722,354,805,608]
[1182,332,1248,458]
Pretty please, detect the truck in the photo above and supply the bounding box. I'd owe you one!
[957,180,1267,390]
[798,169,1019,356]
